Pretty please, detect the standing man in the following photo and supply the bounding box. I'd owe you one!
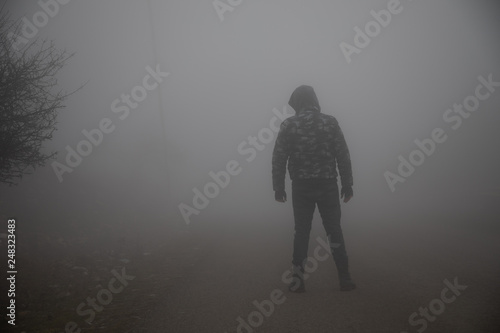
[272,85,356,292]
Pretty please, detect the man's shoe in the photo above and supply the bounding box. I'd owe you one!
[339,278,356,291]
[289,274,305,293]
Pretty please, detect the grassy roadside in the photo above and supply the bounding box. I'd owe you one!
[1,224,207,333]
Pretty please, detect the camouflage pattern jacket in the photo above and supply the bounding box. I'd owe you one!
[272,109,353,192]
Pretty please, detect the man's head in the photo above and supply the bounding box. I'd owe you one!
[288,85,321,114]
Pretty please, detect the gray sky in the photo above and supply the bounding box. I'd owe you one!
[2,0,500,229]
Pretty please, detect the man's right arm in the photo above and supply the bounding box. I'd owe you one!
[333,121,353,199]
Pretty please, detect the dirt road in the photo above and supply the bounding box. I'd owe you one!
[143,218,500,333]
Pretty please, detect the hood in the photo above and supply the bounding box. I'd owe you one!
[288,85,321,113]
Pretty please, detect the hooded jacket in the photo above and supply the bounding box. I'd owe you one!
[272,85,353,192]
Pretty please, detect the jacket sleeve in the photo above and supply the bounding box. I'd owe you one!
[272,121,290,192]
[333,121,353,188]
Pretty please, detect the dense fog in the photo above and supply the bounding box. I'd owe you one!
[1,1,499,332]
[3,0,499,230]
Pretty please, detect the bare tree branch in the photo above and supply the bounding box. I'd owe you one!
[0,11,75,185]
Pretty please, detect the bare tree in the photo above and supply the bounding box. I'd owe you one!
[0,11,74,185]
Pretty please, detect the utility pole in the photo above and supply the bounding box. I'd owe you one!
[146,0,174,224]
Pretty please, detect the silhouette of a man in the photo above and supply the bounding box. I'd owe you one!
[272,85,356,292]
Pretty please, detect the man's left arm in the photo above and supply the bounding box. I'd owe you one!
[272,121,289,202]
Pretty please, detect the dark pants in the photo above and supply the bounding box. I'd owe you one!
[291,178,350,278]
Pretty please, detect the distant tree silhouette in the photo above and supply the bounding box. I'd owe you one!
[0,11,74,185]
